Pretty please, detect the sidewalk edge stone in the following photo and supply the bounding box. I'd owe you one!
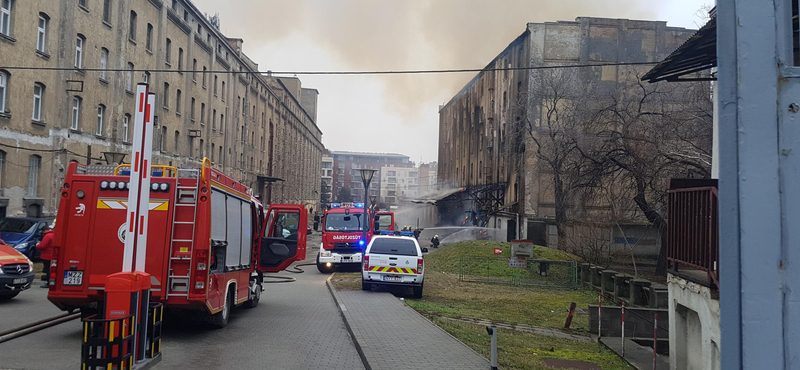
[326,275,372,370]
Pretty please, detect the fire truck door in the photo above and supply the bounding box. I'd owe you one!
[257,205,308,273]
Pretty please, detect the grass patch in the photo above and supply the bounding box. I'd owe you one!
[330,272,362,291]
[428,240,580,276]
[432,317,632,370]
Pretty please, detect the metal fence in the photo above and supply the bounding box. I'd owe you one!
[459,256,579,289]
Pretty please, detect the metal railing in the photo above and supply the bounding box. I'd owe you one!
[667,184,719,288]
[459,256,578,289]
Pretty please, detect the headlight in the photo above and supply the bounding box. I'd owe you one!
[151,183,159,191]
[14,242,29,250]
[320,250,331,257]
[100,181,109,189]
[159,183,169,191]
[28,260,34,271]
[109,181,117,189]
[118,181,126,189]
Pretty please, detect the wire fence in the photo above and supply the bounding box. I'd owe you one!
[459,256,579,289]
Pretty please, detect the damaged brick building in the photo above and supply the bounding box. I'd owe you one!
[438,17,708,254]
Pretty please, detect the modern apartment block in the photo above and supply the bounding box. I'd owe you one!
[329,151,412,203]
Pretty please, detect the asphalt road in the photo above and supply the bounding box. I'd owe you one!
[0,234,364,370]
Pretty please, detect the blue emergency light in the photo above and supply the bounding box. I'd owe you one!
[330,203,342,208]
[399,231,415,237]
[354,203,364,208]
[358,240,365,247]
[378,230,394,235]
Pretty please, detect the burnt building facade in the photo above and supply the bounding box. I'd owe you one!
[438,17,700,245]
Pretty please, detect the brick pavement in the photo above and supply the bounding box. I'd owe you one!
[331,287,489,370]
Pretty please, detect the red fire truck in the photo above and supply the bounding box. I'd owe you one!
[316,204,395,273]
[48,159,307,327]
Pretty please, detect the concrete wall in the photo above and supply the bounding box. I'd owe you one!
[668,274,720,370]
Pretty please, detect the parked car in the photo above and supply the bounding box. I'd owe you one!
[0,240,35,300]
[361,236,425,298]
[0,217,55,260]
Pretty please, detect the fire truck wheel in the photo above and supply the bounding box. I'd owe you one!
[212,290,233,328]
[243,283,261,309]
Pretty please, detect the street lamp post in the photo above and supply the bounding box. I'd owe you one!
[357,169,377,246]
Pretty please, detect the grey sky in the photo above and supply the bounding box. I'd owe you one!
[193,0,711,164]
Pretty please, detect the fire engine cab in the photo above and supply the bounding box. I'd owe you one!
[48,159,307,327]
[317,203,395,273]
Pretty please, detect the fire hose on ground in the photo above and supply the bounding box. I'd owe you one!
[0,311,82,344]
[262,262,318,283]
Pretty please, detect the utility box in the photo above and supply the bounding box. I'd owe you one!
[510,240,534,258]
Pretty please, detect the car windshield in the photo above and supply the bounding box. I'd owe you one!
[368,238,418,256]
[0,219,37,234]
[325,214,364,232]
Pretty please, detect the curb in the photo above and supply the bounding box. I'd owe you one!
[326,275,372,370]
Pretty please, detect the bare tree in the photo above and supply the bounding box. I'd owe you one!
[578,67,713,274]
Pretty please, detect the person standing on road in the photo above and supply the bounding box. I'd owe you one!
[36,225,55,288]
[313,213,320,232]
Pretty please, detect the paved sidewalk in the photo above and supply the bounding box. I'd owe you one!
[331,287,489,370]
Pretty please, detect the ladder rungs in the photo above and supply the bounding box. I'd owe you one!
[170,256,191,260]
[166,293,189,297]
[172,239,193,242]
[169,275,190,278]
[174,221,194,224]
[175,203,196,207]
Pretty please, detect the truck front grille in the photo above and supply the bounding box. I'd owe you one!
[2,264,31,275]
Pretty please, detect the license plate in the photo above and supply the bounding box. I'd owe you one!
[383,276,401,282]
[12,278,26,284]
[63,271,83,286]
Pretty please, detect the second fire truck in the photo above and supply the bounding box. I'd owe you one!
[316,203,395,273]
[47,159,308,327]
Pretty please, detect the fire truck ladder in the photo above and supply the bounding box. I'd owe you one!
[166,168,201,298]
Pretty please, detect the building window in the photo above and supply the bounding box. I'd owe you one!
[212,109,216,129]
[176,89,182,113]
[190,98,195,120]
[71,96,81,130]
[165,38,171,64]
[178,47,183,70]
[99,48,108,80]
[129,11,136,40]
[214,75,218,95]
[192,59,197,81]
[163,82,170,108]
[200,103,205,123]
[126,62,133,91]
[160,126,167,151]
[220,114,224,131]
[36,14,48,53]
[174,130,179,154]
[0,0,12,37]
[27,155,40,197]
[31,83,44,121]
[75,35,85,68]
[78,0,86,8]
[102,0,111,23]
[123,114,130,142]
[96,104,105,135]
[146,23,153,50]
[202,67,207,87]
[0,70,7,113]
[0,151,5,187]
[211,143,215,161]
[143,71,150,84]
[221,81,225,100]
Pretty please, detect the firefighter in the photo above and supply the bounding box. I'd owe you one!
[413,228,421,240]
[431,235,440,248]
[36,224,55,288]
[313,213,320,232]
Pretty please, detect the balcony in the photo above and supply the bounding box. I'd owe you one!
[667,179,719,289]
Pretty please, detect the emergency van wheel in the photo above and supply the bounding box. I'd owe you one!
[412,284,424,299]
[316,254,334,273]
[243,283,261,309]
[212,291,233,328]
